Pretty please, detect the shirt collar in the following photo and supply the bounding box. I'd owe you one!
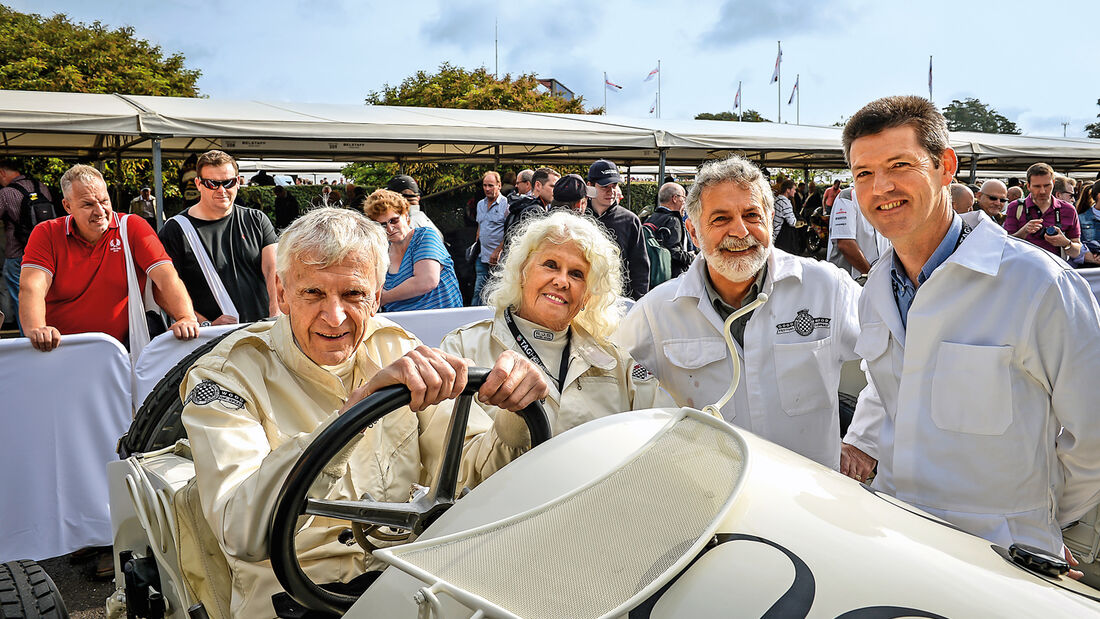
[892,213,963,287]
[702,261,768,319]
[1092,206,1100,219]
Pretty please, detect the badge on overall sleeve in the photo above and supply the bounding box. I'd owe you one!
[186,380,246,410]
[776,309,831,337]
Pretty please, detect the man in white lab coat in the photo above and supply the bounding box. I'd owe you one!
[615,155,862,469]
[840,95,1100,565]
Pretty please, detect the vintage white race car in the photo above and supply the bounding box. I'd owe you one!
[95,355,1100,619]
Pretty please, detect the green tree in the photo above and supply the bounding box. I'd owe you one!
[942,98,1020,134]
[695,109,770,122]
[1086,99,1100,139]
[0,5,200,95]
[0,5,202,198]
[353,63,601,197]
[366,62,597,114]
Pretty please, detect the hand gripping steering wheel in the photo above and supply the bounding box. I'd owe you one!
[269,367,551,615]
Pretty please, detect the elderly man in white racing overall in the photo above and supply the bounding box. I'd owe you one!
[180,207,549,617]
[615,155,863,469]
[839,95,1100,570]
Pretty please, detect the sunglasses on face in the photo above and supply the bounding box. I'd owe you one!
[376,215,403,228]
[986,196,1007,203]
[401,192,418,199]
[198,177,238,190]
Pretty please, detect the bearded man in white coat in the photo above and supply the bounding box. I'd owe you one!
[839,95,1100,568]
[614,155,863,469]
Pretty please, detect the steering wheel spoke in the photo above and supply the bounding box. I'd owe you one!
[268,367,550,615]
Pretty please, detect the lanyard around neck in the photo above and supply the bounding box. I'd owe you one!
[504,308,571,392]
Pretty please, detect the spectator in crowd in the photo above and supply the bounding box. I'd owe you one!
[1075,182,1100,267]
[130,187,157,229]
[949,183,974,214]
[1055,175,1077,207]
[250,170,275,186]
[1003,163,1082,261]
[273,185,300,231]
[586,159,649,300]
[615,155,863,469]
[507,169,534,202]
[974,179,1008,223]
[501,167,560,245]
[0,159,55,332]
[19,164,199,351]
[311,185,342,208]
[839,95,1100,565]
[385,174,438,231]
[823,179,843,210]
[1077,181,1095,214]
[159,150,279,325]
[827,186,890,279]
[365,189,462,312]
[646,182,696,277]
[772,179,799,252]
[1007,185,1024,203]
[549,173,588,214]
[794,181,807,217]
[473,171,509,305]
[803,180,823,220]
[442,210,672,436]
[180,206,548,617]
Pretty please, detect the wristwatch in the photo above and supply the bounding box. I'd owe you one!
[200,321,211,327]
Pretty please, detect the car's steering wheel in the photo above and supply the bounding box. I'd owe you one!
[269,367,552,615]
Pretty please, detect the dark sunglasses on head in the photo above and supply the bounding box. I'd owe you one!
[199,177,238,190]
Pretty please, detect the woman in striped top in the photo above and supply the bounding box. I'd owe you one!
[364,189,462,312]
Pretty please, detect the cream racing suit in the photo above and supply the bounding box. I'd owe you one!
[180,316,529,617]
[440,313,674,435]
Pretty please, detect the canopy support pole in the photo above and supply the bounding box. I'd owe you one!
[115,151,124,215]
[968,156,979,184]
[152,138,165,231]
[625,163,632,211]
[658,149,667,189]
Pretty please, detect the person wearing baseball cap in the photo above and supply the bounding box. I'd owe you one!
[586,159,649,299]
[550,174,588,213]
[385,174,438,232]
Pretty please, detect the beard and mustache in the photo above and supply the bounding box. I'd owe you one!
[704,233,770,283]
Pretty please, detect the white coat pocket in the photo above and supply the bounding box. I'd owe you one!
[931,342,1014,435]
[663,338,728,370]
[773,337,832,416]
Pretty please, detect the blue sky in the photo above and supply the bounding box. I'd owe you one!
[11,0,1100,137]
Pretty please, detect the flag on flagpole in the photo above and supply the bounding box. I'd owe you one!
[649,93,658,115]
[733,82,742,110]
[788,76,798,105]
[928,55,933,100]
[604,72,622,91]
[770,43,782,84]
[645,65,659,82]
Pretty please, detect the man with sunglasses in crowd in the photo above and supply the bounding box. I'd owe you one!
[159,150,279,325]
[974,179,1008,224]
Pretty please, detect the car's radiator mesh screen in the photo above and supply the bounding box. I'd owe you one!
[385,416,744,618]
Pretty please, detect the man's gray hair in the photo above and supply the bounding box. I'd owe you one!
[276,207,388,284]
[684,156,774,224]
[517,169,533,184]
[657,182,685,205]
[60,164,106,198]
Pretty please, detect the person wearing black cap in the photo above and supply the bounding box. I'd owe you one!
[385,174,438,231]
[587,159,650,299]
[550,174,588,214]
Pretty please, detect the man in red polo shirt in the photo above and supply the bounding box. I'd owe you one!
[19,165,200,352]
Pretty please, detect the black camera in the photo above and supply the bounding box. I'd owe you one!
[1045,225,1059,237]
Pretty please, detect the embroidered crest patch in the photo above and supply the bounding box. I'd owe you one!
[631,363,654,380]
[776,309,831,336]
[186,380,246,410]
[532,329,554,341]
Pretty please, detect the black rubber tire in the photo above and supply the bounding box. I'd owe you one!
[0,560,68,619]
[838,391,858,438]
[117,324,252,459]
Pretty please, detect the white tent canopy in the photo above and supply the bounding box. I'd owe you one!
[3,90,1099,173]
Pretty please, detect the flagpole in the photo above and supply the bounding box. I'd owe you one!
[928,55,933,103]
[739,80,743,121]
[604,72,607,113]
[657,59,661,119]
[796,73,800,125]
[776,41,782,124]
